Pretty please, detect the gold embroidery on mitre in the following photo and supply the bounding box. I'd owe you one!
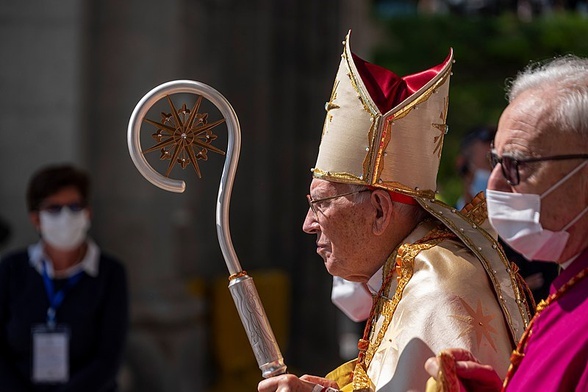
[370,116,394,186]
[391,70,451,122]
[324,79,341,126]
[370,69,452,193]
[313,31,453,200]
[363,116,381,183]
[343,47,380,117]
[312,168,364,183]
[343,49,382,186]
[432,96,449,158]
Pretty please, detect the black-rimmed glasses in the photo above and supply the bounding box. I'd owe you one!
[489,151,588,186]
[306,189,370,218]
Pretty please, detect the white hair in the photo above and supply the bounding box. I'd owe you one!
[507,55,588,139]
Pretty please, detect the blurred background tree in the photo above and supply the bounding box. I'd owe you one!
[371,7,588,204]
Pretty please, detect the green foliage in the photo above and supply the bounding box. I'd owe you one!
[372,12,588,204]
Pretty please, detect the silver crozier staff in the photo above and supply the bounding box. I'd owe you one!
[127,80,287,378]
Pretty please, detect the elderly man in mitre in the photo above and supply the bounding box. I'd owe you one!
[259,32,532,392]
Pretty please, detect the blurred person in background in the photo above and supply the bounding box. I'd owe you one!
[455,125,496,210]
[0,164,129,391]
[0,215,11,251]
[456,125,559,303]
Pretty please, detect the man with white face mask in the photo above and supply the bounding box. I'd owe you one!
[0,164,129,391]
[456,125,558,303]
[425,55,588,391]
[455,125,496,210]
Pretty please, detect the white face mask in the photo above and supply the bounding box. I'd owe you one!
[487,161,588,262]
[39,208,90,251]
[331,276,372,322]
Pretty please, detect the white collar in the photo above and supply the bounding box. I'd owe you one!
[366,265,384,295]
[28,239,100,279]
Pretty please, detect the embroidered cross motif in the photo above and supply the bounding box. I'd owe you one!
[432,96,449,158]
[324,79,340,123]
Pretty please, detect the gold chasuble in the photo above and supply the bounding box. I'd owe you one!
[326,195,531,391]
[312,32,531,391]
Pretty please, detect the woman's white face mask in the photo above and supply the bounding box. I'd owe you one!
[331,276,372,322]
[39,208,90,251]
[487,161,588,262]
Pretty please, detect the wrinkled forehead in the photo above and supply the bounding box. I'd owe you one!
[496,91,556,155]
[309,178,348,194]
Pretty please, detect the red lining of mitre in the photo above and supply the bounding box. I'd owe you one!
[352,52,451,114]
[366,186,419,206]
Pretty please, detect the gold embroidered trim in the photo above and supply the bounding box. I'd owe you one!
[418,197,533,341]
[311,168,436,200]
[435,350,461,392]
[370,117,393,186]
[335,33,452,197]
[351,363,375,392]
[343,48,381,185]
[392,70,451,122]
[342,41,379,117]
[459,192,487,227]
[364,116,381,181]
[352,226,450,391]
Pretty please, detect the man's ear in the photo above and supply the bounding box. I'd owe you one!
[370,189,393,236]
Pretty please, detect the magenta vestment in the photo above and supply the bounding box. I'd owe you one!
[505,248,588,391]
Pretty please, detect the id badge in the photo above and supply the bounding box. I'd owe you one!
[31,324,70,383]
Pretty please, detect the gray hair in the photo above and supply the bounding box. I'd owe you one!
[507,55,588,139]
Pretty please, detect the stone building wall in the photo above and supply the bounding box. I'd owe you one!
[0,1,382,390]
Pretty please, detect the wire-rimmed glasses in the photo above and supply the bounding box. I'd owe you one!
[306,189,370,218]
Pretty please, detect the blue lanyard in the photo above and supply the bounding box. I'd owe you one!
[41,261,84,329]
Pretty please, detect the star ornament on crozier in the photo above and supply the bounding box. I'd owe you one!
[143,95,226,178]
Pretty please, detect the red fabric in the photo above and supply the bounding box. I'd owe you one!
[389,191,418,206]
[366,186,418,205]
[352,52,452,114]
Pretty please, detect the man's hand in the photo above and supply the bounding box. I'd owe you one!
[424,348,503,392]
[258,373,339,392]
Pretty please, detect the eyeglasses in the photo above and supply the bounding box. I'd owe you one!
[489,151,588,186]
[306,189,370,218]
[40,202,86,214]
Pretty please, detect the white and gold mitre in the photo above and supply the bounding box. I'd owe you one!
[312,31,454,200]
